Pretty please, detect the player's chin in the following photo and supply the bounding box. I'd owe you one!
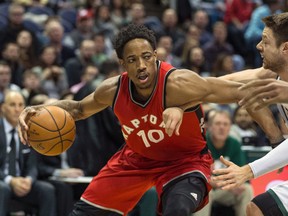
[262,63,267,69]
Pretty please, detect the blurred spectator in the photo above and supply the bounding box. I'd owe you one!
[192,9,213,47]
[158,8,185,50]
[64,39,97,87]
[29,93,49,106]
[127,2,146,25]
[93,4,118,41]
[174,0,194,24]
[190,0,226,27]
[182,46,207,75]
[224,0,255,57]
[0,3,37,52]
[70,64,104,94]
[156,47,168,62]
[174,23,200,59]
[99,58,122,78]
[244,0,283,67]
[110,0,129,29]
[16,30,39,70]
[42,17,75,66]
[21,68,47,105]
[194,109,253,216]
[230,106,269,146]
[92,32,111,65]
[0,90,56,216]
[1,42,23,87]
[203,21,244,71]
[37,45,69,99]
[211,53,234,77]
[14,0,49,7]
[63,8,95,49]
[157,35,182,68]
[0,61,21,104]
[127,2,162,37]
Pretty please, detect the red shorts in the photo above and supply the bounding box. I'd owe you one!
[81,145,213,215]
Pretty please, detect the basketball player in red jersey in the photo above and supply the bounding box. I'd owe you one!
[17,24,282,216]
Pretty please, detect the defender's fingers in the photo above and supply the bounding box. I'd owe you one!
[164,119,173,137]
[174,119,182,136]
[212,168,230,176]
[219,156,234,167]
[239,79,274,90]
[240,90,277,109]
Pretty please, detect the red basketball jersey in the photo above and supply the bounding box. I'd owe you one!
[113,61,207,161]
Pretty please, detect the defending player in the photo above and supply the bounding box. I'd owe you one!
[212,13,288,216]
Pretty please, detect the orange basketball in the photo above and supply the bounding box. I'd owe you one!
[27,106,76,156]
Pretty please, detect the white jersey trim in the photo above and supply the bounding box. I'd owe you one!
[80,197,124,215]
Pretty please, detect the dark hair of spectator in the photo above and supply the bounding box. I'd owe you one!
[0,60,10,67]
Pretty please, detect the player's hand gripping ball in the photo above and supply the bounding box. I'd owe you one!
[27,106,76,156]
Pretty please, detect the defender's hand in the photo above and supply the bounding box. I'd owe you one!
[239,79,288,110]
[212,156,254,190]
[162,107,183,137]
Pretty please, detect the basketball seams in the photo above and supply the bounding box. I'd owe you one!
[28,125,76,142]
[42,139,74,155]
[29,119,61,132]
[27,106,76,156]
[43,106,65,153]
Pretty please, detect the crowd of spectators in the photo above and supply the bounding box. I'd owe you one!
[0,0,285,105]
[0,0,286,215]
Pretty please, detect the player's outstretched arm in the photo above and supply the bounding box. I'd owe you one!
[165,69,246,107]
[18,76,119,144]
[239,79,288,111]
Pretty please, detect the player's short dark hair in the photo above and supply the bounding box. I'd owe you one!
[113,24,156,59]
[262,12,288,47]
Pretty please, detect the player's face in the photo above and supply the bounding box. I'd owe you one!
[256,27,286,73]
[119,38,157,95]
[1,92,25,127]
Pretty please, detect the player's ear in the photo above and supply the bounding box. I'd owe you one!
[119,59,125,67]
[281,41,288,54]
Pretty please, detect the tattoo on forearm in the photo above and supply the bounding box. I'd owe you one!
[52,100,84,121]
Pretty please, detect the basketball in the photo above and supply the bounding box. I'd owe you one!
[27,106,76,156]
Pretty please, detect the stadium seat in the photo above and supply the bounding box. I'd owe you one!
[27,6,54,16]
[23,19,44,33]
[58,8,77,28]
[0,15,7,28]
[60,18,74,33]
[0,2,9,18]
